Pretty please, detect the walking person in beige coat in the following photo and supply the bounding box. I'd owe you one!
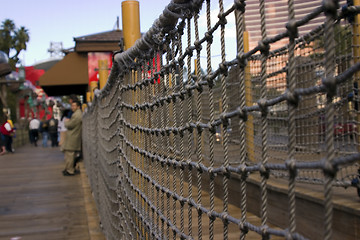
[62,100,82,176]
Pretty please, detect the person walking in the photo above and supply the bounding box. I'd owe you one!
[0,115,8,155]
[39,116,49,147]
[62,100,82,176]
[29,118,40,146]
[58,109,70,151]
[0,115,14,153]
[48,115,58,147]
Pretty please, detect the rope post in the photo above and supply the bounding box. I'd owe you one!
[122,0,141,50]
[193,58,198,150]
[98,59,108,90]
[353,0,360,151]
[122,1,142,237]
[243,31,255,162]
[89,81,98,101]
[86,91,91,103]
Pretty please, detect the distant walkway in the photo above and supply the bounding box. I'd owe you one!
[0,144,105,240]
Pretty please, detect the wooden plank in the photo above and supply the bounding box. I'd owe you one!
[0,144,103,240]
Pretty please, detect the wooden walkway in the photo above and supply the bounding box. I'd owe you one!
[0,144,105,240]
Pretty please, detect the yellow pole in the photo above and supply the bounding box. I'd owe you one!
[353,0,360,150]
[98,59,108,90]
[122,0,141,50]
[86,91,91,103]
[122,1,143,238]
[89,81,98,101]
[244,31,255,162]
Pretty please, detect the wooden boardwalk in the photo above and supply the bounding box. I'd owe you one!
[1,143,359,239]
[0,144,105,240]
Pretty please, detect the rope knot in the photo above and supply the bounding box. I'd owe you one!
[205,32,213,44]
[206,75,214,88]
[237,52,248,68]
[286,19,298,40]
[186,122,193,133]
[234,0,246,13]
[218,13,227,26]
[238,164,248,180]
[196,121,203,133]
[237,107,248,121]
[322,159,337,178]
[220,112,229,127]
[286,89,299,107]
[258,40,270,55]
[208,167,216,179]
[261,225,270,239]
[185,46,195,57]
[195,82,203,93]
[194,40,203,52]
[238,222,249,234]
[322,75,337,98]
[207,211,216,221]
[257,98,268,116]
[285,158,298,178]
[323,0,339,18]
[185,84,193,96]
[197,204,203,214]
[219,62,228,76]
[259,164,270,179]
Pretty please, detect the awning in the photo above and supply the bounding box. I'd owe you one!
[39,52,89,97]
[39,52,88,87]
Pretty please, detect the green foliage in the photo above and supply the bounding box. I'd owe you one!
[0,19,30,69]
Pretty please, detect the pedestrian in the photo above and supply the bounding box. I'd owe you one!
[58,109,70,151]
[39,116,49,147]
[62,100,82,176]
[29,117,40,146]
[0,115,14,153]
[48,115,58,147]
[0,115,7,155]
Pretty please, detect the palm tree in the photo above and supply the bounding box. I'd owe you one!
[0,19,30,69]
[0,19,30,118]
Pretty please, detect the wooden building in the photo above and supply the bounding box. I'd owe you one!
[39,29,123,99]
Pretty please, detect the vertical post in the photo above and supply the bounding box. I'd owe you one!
[243,31,255,162]
[122,1,142,238]
[86,91,91,103]
[193,59,198,149]
[98,59,108,90]
[89,81,98,101]
[353,0,360,150]
[122,0,141,50]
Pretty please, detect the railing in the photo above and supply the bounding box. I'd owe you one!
[82,0,360,239]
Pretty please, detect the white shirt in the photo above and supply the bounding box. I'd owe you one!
[4,122,12,131]
[29,119,40,130]
[58,118,67,132]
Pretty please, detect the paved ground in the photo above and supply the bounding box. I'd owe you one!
[0,144,105,240]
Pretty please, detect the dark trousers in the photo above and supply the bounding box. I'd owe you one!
[49,132,58,147]
[29,129,39,146]
[2,134,12,152]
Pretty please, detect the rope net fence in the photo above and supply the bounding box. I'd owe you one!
[82,0,360,239]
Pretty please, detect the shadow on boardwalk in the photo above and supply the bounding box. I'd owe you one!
[0,144,105,240]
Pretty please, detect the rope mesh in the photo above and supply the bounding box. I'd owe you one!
[82,0,360,239]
